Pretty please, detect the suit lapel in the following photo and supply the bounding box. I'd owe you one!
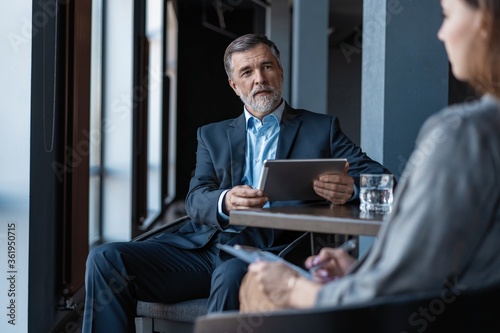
[276,104,301,159]
[227,114,247,186]
[227,104,302,184]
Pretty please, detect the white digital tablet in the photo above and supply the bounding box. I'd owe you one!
[257,158,348,201]
[216,243,313,279]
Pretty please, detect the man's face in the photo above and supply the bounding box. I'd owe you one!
[228,44,284,118]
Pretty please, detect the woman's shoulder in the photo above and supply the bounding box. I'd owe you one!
[443,94,499,117]
[410,95,500,171]
[423,95,500,136]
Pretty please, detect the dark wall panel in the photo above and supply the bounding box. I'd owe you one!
[175,0,266,200]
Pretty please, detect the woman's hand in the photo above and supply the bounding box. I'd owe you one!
[304,247,356,283]
[248,261,321,309]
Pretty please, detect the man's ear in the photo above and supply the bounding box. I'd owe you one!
[228,78,240,96]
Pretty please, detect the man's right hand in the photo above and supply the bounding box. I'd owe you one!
[223,185,269,213]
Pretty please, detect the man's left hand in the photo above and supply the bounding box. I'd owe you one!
[313,174,354,205]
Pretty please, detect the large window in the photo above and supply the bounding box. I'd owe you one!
[89,0,171,245]
[145,0,164,224]
[89,0,103,245]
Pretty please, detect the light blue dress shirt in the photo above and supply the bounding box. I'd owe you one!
[217,101,285,223]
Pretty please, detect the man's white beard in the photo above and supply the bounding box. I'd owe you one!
[239,85,282,113]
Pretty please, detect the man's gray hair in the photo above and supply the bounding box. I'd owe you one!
[223,33,282,79]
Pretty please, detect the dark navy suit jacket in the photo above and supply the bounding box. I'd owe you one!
[155,103,391,253]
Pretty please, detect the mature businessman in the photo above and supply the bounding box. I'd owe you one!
[82,33,392,332]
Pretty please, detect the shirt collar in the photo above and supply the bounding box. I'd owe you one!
[244,100,285,130]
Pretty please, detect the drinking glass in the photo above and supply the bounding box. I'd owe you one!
[359,174,394,213]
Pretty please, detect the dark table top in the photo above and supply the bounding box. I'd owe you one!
[229,203,386,236]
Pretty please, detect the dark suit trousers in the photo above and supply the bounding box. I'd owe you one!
[81,234,248,333]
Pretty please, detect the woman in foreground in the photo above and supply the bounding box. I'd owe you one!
[240,0,500,312]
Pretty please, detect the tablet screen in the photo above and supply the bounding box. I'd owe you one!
[257,158,348,201]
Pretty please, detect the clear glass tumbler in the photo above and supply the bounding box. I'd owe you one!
[359,174,394,213]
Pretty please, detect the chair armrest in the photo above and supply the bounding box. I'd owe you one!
[194,307,343,333]
[194,284,500,333]
[194,293,429,333]
[132,215,190,242]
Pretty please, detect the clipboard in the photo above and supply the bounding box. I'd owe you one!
[257,158,348,201]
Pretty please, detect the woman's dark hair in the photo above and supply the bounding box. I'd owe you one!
[463,0,500,98]
[223,33,282,80]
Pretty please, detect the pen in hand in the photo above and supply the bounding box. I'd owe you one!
[308,238,358,273]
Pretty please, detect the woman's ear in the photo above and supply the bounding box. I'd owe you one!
[479,10,491,39]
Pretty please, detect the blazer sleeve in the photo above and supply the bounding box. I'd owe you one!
[329,116,393,188]
[184,125,233,230]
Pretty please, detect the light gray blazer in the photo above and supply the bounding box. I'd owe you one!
[317,95,500,306]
